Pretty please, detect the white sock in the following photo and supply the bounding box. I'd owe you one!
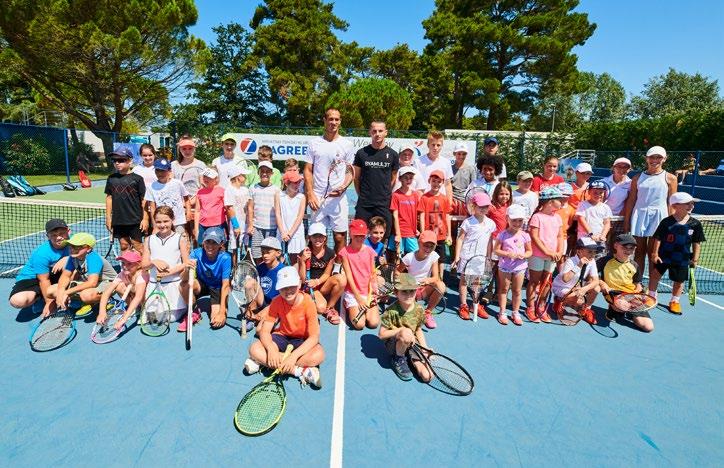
[671,295,680,303]
[648,290,657,299]
[293,366,306,378]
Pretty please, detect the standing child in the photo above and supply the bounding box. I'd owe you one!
[575,180,613,247]
[418,170,452,279]
[275,171,306,265]
[283,158,304,193]
[481,181,513,303]
[105,146,148,253]
[556,183,577,255]
[399,230,447,329]
[213,134,257,188]
[249,161,282,262]
[526,187,565,323]
[389,166,421,258]
[392,145,426,194]
[364,216,387,266]
[451,192,496,321]
[132,143,158,190]
[338,219,379,330]
[551,237,600,324]
[224,164,252,259]
[512,171,538,230]
[194,168,228,246]
[145,158,190,236]
[493,205,532,326]
[568,162,593,210]
[257,145,283,188]
[648,192,706,314]
[96,250,149,330]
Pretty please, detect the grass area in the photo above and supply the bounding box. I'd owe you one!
[20,173,110,187]
[35,186,106,203]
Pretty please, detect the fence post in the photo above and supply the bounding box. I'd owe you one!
[519,131,526,170]
[63,127,71,185]
[691,150,701,197]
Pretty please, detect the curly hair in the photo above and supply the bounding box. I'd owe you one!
[477,155,504,176]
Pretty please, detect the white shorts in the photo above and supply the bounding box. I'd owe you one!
[552,287,570,299]
[343,290,372,309]
[528,256,556,273]
[310,195,348,233]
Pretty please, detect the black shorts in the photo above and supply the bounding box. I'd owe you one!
[354,205,392,242]
[434,241,448,264]
[113,224,143,243]
[654,262,688,283]
[198,282,223,305]
[271,333,305,351]
[9,279,41,299]
[608,306,651,319]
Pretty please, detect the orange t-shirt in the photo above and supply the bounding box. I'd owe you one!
[266,293,319,339]
[568,182,587,210]
[418,192,451,240]
[556,204,576,231]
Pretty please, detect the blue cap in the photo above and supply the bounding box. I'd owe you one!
[589,180,607,190]
[539,186,563,200]
[484,137,499,146]
[202,227,226,244]
[153,158,171,171]
[109,144,134,160]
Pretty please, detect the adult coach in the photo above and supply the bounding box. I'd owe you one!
[353,120,399,241]
[304,108,355,252]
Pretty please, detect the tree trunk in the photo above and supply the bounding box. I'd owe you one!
[486,103,498,130]
[94,130,116,171]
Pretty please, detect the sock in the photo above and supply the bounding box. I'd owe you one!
[671,295,680,303]
[293,366,308,378]
[648,290,657,299]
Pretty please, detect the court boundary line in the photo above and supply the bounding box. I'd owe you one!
[643,274,724,311]
[329,308,346,468]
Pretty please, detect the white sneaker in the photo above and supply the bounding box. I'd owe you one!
[244,358,260,375]
[300,366,322,389]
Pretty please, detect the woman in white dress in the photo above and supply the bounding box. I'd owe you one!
[623,146,678,278]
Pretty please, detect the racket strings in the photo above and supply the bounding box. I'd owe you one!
[235,383,286,435]
[427,354,474,395]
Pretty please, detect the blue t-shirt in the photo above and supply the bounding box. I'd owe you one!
[191,248,232,289]
[364,238,385,265]
[65,250,116,281]
[257,261,285,302]
[16,242,69,281]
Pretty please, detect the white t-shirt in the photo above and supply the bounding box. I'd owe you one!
[467,177,498,196]
[402,250,440,283]
[391,165,427,193]
[603,174,631,216]
[213,154,250,188]
[171,159,207,197]
[144,178,189,226]
[512,189,538,226]
[307,136,355,198]
[575,200,613,238]
[224,184,251,232]
[132,164,157,189]
[415,154,454,195]
[552,256,598,294]
[458,215,496,263]
[499,162,507,180]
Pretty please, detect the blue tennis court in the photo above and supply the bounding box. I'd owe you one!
[1,277,722,466]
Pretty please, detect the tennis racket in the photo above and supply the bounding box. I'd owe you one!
[321,155,353,203]
[181,165,204,198]
[104,236,118,260]
[407,343,474,396]
[462,255,493,323]
[424,282,447,315]
[688,266,697,306]
[534,271,554,321]
[29,309,77,352]
[464,186,488,214]
[186,266,195,350]
[91,298,128,345]
[281,241,291,266]
[604,290,657,314]
[305,258,316,304]
[140,282,172,337]
[353,277,377,325]
[558,264,589,326]
[234,344,293,436]
[231,242,260,339]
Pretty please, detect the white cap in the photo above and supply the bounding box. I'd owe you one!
[275,266,301,290]
[575,162,593,173]
[453,143,468,154]
[260,236,281,250]
[669,192,700,205]
[202,168,218,179]
[576,236,598,250]
[308,222,327,237]
[646,146,667,158]
[507,204,527,219]
[398,166,416,177]
[613,157,632,167]
[399,145,416,155]
[258,160,273,170]
[228,164,250,179]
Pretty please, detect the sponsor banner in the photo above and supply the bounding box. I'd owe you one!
[227,133,478,166]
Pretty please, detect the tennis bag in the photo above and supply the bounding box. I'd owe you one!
[5,176,29,195]
[0,175,16,197]
[78,170,91,188]
[14,174,45,195]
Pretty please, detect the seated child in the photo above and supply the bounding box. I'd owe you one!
[551,237,600,324]
[96,250,149,330]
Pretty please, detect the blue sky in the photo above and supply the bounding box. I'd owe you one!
[190,0,723,98]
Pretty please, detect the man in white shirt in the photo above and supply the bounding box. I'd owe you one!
[414,130,453,205]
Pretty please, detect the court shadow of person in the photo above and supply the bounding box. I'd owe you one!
[589,305,619,338]
[15,305,40,323]
[359,333,391,369]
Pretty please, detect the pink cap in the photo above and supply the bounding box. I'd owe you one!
[418,230,437,244]
[116,250,142,263]
[283,171,302,183]
[472,192,491,207]
[429,170,445,181]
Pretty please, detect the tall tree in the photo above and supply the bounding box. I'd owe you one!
[326,78,415,129]
[629,68,723,119]
[422,0,596,129]
[0,0,208,156]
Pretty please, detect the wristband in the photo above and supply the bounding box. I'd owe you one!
[230,218,240,229]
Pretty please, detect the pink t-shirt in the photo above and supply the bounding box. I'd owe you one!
[528,211,562,258]
[197,186,226,227]
[496,230,531,273]
[338,244,376,293]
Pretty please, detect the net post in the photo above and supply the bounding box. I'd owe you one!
[63,127,71,185]
[691,150,701,197]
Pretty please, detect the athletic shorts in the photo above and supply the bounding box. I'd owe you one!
[251,226,277,258]
[198,282,223,305]
[607,306,651,320]
[69,279,113,296]
[387,237,418,255]
[113,224,143,243]
[653,262,688,283]
[271,333,305,351]
[528,256,556,273]
[9,279,41,300]
[309,195,349,233]
[343,291,373,309]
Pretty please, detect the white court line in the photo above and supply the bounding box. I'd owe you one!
[329,307,346,468]
[643,275,724,311]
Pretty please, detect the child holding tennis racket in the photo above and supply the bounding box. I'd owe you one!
[399,230,446,329]
[390,167,421,258]
[551,237,600,324]
[246,237,286,324]
[249,161,281,262]
[224,164,252,259]
[96,250,149,330]
[275,171,306,265]
[378,272,432,382]
[493,205,532,326]
[480,181,513,304]
[339,219,379,330]
[245,266,324,388]
[451,192,496,321]
[526,187,565,323]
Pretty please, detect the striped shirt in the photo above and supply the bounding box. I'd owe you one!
[251,182,280,229]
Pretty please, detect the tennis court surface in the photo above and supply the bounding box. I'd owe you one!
[1,278,722,466]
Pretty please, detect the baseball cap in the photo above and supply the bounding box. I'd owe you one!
[669,192,700,205]
[418,230,437,244]
[613,157,632,168]
[260,236,282,250]
[539,186,563,200]
[349,219,368,236]
[221,133,237,143]
[202,227,226,244]
[275,266,301,290]
[109,146,133,160]
[615,233,636,246]
[64,232,96,248]
[453,143,468,154]
[258,161,273,170]
[576,237,598,250]
[575,162,593,173]
[202,168,218,179]
[507,204,526,219]
[45,218,68,232]
[283,171,302,183]
[429,170,445,181]
[589,180,607,190]
[227,164,250,179]
[177,137,196,148]
[484,137,499,146]
[517,171,534,181]
[398,166,416,177]
[557,182,574,196]
[472,191,491,207]
[394,272,418,291]
[153,158,171,171]
[399,145,416,155]
[116,250,142,263]
[646,146,666,158]
[308,222,327,237]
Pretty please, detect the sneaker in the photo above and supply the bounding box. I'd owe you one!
[511,312,523,326]
[605,308,616,322]
[525,305,540,323]
[552,298,563,318]
[177,311,201,332]
[300,367,322,389]
[458,304,471,321]
[243,358,260,375]
[391,355,412,381]
[539,311,552,323]
[669,301,682,314]
[476,304,489,320]
[581,307,597,325]
[497,313,509,325]
[424,312,437,329]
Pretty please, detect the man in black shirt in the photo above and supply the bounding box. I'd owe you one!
[104,146,148,253]
[353,120,399,241]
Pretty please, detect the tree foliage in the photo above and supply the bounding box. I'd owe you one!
[326,78,415,129]
[629,68,723,119]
